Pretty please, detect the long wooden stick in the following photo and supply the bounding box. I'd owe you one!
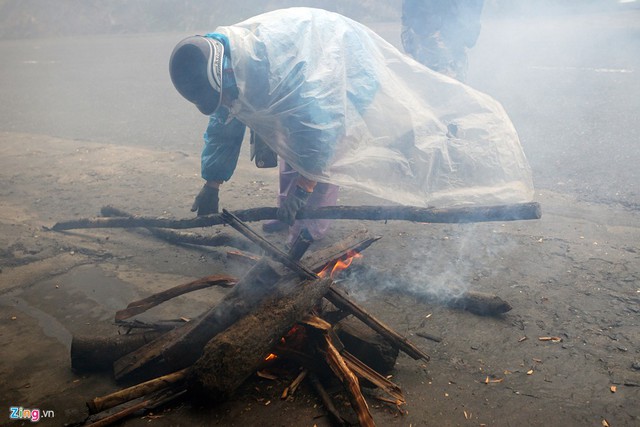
[114,275,237,321]
[86,388,185,427]
[86,398,153,427]
[101,206,259,251]
[325,286,430,362]
[50,202,541,231]
[87,368,188,414]
[221,209,317,279]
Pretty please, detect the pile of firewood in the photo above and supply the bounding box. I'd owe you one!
[56,203,540,426]
[70,218,430,426]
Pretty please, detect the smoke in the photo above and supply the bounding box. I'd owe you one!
[468,1,640,209]
[339,222,519,304]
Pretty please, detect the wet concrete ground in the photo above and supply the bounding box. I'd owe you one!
[1,7,639,427]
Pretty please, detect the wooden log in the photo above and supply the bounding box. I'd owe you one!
[113,231,380,383]
[445,291,512,316]
[101,206,259,251]
[87,369,188,414]
[114,275,237,321]
[50,202,541,231]
[189,277,333,399]
[113,258,282,382]
[70,332,165,373]
[210,223,428,364]
[86,398,152,427]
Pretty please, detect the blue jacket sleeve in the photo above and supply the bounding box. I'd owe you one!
[201,107,247,182]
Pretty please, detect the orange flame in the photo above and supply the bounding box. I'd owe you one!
[264,353,278,362]
[318,250,362,279]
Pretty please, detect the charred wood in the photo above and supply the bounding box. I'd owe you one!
[342,264,512,316]
[71,332,165,373]
[445,291,512,316]
[189,277,333,399]
[113,258,282,382]
[335,317,399,376]
[218,212,428,362]
[85,388,185,427]
[113,231,379,383]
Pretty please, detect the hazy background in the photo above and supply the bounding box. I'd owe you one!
[1,0,639,208]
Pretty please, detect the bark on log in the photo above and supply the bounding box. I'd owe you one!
[113,258,282,383]
[189,277,333,399]
[113,231,380,383]
[70,332,165,373]
[50,202,541,231]
[218,212,429,363]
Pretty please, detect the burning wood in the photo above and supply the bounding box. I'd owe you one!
[323,333,375,427]
[112,230,383,383]
[66,198,537,426]
[188,276,334,400]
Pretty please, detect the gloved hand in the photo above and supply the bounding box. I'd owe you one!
[191,184,219,216]
[277,185,311,226]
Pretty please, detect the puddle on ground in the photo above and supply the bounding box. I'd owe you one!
[0,265,140,348]
[0,294,73,347]
[52,265,139,312]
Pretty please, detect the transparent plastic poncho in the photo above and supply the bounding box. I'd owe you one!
[217,8,534,207]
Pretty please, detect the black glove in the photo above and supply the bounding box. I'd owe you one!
[277,186,311,226]
[191,184,219,216]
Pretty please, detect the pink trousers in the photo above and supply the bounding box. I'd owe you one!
[277,161,339,245]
